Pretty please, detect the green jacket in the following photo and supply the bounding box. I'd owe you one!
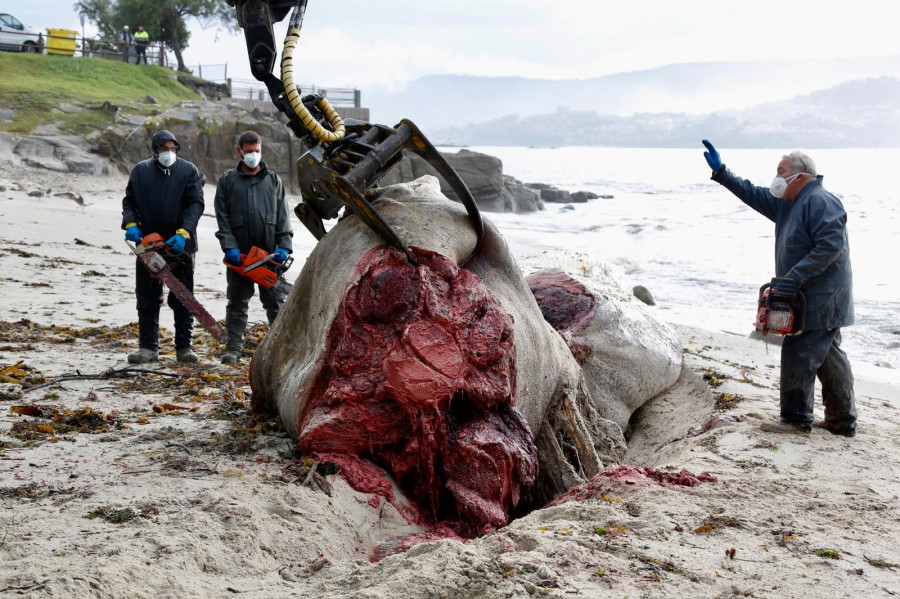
[214,162,293,254]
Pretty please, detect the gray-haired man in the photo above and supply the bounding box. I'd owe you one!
[701,140,856,437]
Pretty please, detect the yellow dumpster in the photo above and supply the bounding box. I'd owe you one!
[46,28,77,56]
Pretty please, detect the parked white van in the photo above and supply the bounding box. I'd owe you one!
[0,13,41,53]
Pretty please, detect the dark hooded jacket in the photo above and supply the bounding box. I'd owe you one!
[713,167,854,330]
[121,157,205,254]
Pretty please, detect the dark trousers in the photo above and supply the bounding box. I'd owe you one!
[135,45,147,64]
[225,268,283,351]
[780,328,856,433]
[135,254,195,351]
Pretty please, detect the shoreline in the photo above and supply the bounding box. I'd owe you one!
[2,165,899,597]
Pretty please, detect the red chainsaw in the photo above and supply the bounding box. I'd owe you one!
[127,233,226,342]
[224,246,294,301]
[754,278,806,336]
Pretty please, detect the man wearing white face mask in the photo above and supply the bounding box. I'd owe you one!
[122,129,206,364]
[214,131,293,364]
[701,139,856,438]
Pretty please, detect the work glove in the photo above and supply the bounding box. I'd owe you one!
[166,234,187,254]
[702,139,723,174]
[273,247,290,263]
[125,225,143,243]
[225,248,242,266]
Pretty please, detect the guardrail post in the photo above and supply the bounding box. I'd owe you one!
[354,89,361,108]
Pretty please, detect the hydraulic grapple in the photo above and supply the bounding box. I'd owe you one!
[228,0,484,265]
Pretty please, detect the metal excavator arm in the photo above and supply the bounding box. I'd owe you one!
[228,0,483,265]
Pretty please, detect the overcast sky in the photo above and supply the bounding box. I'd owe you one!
[11,1,900,90]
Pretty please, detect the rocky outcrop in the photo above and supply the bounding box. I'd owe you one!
[0,132,109,175]
[379,149,544,214]
[98,100,306,191]
[176,75,230,101]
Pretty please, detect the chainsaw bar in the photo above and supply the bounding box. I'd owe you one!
[131,244,226,342]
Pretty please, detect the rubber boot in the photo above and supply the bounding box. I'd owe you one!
[176,347,199,363]
[128,348,159,364]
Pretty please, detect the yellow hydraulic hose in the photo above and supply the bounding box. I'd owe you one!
[281,27,346,143]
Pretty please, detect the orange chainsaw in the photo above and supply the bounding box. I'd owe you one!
[754,278,806,336]
[224,246,294,301]
[127,233,226,341]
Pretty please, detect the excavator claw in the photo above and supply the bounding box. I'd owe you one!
[228,0,484,265]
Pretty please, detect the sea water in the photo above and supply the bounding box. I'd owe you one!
[446,146,900,384]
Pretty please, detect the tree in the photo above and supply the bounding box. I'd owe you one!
[75,0,237,72]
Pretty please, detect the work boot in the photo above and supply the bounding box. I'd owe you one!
[127,348,158,364]
[176,347,199,364]
[221,351,240,365]
[813,420,856,438]
[760,419,811,434]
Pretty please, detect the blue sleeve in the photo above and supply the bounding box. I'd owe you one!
[712,166,778,223]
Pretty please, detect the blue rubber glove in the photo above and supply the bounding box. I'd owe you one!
[224,248,242,266]
[166,234,187,254]
[273,247,290,263]
[125,225,143,243]
[702,139,723,173]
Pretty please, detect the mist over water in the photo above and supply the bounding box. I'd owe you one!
[450,146,900,384]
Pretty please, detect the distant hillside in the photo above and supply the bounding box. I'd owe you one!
[367,55,900,131]
[0,53,201,136]
[430,77,900,148]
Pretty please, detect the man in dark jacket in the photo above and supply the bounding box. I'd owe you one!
[214,131,293,364]
[122,129,206,364]
[702,140,856,437]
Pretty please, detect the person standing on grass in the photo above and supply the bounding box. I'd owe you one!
[133,25,149,65]
[119,25,133,63]
[214,131,293,364]
[701,139,856,438]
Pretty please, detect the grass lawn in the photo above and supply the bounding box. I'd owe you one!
[0,52,200,136]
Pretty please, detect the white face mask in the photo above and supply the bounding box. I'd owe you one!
[157,151,177,168]
[769,172,807,198]
[241,151,261,169]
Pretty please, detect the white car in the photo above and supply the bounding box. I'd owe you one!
[0,13,41,53]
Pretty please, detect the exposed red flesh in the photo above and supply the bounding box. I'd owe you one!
[299,247,537,534]
[526,269,595,364]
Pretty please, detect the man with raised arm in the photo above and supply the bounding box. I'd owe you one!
[701,139,856,437]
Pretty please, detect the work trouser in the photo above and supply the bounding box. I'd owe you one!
[224,268,283,351]
[135,45,147,64]
[780,328,856,434]
[135,254,195,351]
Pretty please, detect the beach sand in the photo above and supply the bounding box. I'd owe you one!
[1,165,898,598]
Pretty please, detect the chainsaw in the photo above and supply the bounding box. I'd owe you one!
[224,246,294,302]
[228,0,484,266]
[754,277,806,336]
[127,233,226,342]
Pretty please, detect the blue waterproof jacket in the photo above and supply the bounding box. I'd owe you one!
[713,167,854,330]
[122,158,206,254]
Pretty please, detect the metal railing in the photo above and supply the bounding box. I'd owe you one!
[225,77,361,107]
[0,27,169,66]
[0,27,43,52]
